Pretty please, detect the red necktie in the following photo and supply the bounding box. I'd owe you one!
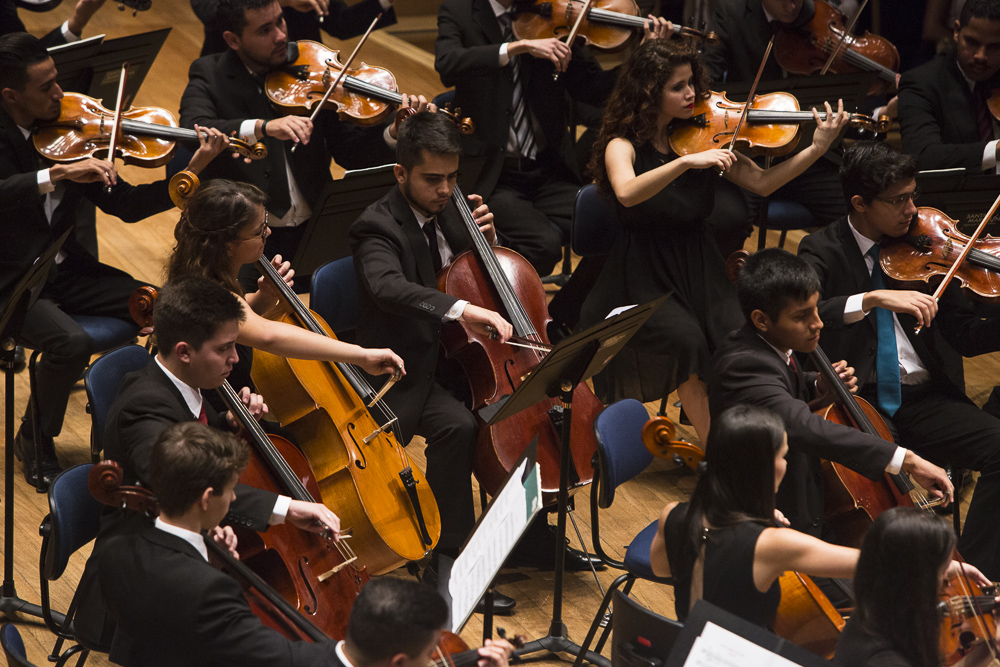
[197,404,208,425]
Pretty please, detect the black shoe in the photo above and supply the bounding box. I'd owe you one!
[506,523,605,572]
[14,428,61,492]
[474,591,516,616]
[10,346,25,373]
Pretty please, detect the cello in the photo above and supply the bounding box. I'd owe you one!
[437,186,603,501]
[250,255,442,575]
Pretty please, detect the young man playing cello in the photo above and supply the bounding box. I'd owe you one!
[797,140,1000,580]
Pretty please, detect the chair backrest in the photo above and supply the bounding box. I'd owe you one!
[572,183,619,258]
[85,344,152,451]
[610,590,683,667]
[432,89,455,109]
[310,256,359,334]
[42,464,104,582]
[0,623,36,667]
[593,399,654,509]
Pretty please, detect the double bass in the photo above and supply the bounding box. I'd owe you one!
[437,186,603,501]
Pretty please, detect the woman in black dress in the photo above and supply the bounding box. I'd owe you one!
[835,507,993,667]
[580,39,848,444]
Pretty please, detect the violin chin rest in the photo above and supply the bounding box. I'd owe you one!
[286,41,300,64]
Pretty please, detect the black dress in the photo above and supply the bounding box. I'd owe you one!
[663,502,781,628]
[578,142,745,403]
[833,617,914,667]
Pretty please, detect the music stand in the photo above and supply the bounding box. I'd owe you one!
[721,71,878,112]
[52,28,170,104]
[915,169,1000,236]
[48,34,105,95]
[0,229,70,625]
[292,164,398,276]
[492,295,669,667]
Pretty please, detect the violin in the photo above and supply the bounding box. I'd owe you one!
[437,186,603,502]
[87,460,332,642]
[33,92,266,167]
[772,0,899,95]
[432,629,525,667]
[668,90,888,158]
[511,0,717,52]
[249,255,443,575]
[266,41,473,132]
[880,207,1000,304]
[940,567,1000,665]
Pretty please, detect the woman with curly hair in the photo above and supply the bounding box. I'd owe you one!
[578,38,848,444]
[166,179,404,395]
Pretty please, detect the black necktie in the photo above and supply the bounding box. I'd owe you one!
[423,218,442,272]
[975,83,995,143]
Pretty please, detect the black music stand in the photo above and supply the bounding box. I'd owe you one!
[50,28,170,103]
[493,295,669,667]
[915,169,1000,236]
[0,230,70,625]
[293,164,398,276]
[48,34,105,95]
[722,71,878,113]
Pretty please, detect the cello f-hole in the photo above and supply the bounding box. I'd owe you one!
[346,424,368,469]
[503,359,518,393]
[298,556,319,615]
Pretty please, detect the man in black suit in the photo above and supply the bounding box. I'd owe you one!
[191,0,397,58]
[0,0,107,47]
[898,0,1000,171]
[797,141,1000,579]
[0,32,225,489]
[711,248,951,540]
[179,0,425,291]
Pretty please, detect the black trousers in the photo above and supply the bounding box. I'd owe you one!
[20,254,143,439]
[746,157,847,227]
[864,382,1000,580]
[414,382,478,551]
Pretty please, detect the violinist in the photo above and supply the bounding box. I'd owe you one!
[0,32,229,490]
[191,0,397,58]
[797,140,1000,580]
[711,249,952,555]
[833,507,993,667]
[179,0,431,292]
[579,39,847,445]
[898,0,1000,172]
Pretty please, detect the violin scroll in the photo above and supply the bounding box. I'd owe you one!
[675,26,719,44]
[128,285,158,330]
[168,170,200,210]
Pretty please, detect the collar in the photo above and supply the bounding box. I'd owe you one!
[336,641,355,667]
[762,5,776,23]
[489,0,509,17]
[17,125,30,140]
[757,334,794,365]
[154,517,209,562]
[847,215,879,257]
[154,355,204,419]
[409,204,434,229]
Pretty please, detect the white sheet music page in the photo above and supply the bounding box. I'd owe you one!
[683,622,799,667]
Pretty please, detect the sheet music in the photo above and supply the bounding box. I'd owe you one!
[683,623,799,667]
[449,460,541,633]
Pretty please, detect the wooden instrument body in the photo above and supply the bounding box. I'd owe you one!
[940,572,1000,665]
[235,431,368,640]
[437,246,602,501]
[265,40,397,126]
[251,310,440,575]
[670,91,802,157]
[772,0,899,94]
[881,207,1000,303]
[34,92,178,168]
[512,0,640,51]
[773,571,846,659]
[640,415,704,472]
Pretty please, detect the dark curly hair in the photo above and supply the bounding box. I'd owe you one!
[589,39,710,196]
[167,179,267,295]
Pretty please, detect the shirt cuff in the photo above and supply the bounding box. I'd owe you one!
[499,42,510,67]
[844,292,867,324]
[37,169,55,194]
[269,495,291,525]
[383,124,397,148]
[984,141,998,171]
[378,0,393,8]
[240,119,260,142]
[444,299,468,322]
[886,447,906,475]
[61,20,81,42]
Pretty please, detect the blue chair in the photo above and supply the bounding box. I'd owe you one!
[38,464,106,667]
[573,399,673,667]
[311,257,360,335]
[572,183,619,258]
[84,345,153,462]
[1,623,39,667]
[756,199,813,251]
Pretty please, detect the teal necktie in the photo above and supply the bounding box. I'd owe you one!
[867,244,902,417]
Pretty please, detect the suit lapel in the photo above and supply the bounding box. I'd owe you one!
[473,0,504,45]
[388,187,438,288]
[221,50,272,119]
[145,361,217,423]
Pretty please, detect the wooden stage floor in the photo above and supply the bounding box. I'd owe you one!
[7,3,997,665]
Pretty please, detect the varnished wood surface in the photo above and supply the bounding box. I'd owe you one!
[6,4,996,666]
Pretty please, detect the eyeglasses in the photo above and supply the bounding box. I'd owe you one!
[238,212,269,242]
[872,190,919,207]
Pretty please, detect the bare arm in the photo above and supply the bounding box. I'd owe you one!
[753,526,858,592]
[606,138,735,208]
[649,501,680,578]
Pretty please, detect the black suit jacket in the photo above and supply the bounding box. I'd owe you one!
[434,0,617,197]
[178,49,394,218]
[100,525,337,667]
[349,186,471,442]
[702,0,788,83]
[0,105,172,309]
[711,324,896,535]
[897,53,1000,171]
[104,361,277,530]
[797,216,1000,395]
[0,0,73,47]
[190,0,396,57]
